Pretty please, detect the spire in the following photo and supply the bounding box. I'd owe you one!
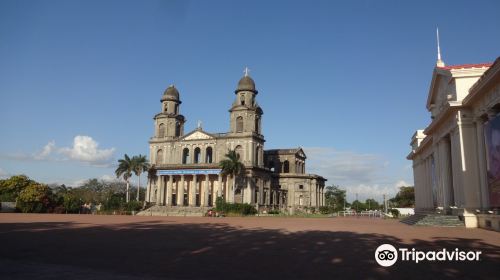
[436,27,445,67]
[243,66,250,77]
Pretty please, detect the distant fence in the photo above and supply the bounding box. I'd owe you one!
[337,210,383,218]
[0,202,16,213]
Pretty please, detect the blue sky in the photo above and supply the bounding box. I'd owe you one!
[1,0,499,202]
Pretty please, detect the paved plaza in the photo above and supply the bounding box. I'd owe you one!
[0,214,499,279]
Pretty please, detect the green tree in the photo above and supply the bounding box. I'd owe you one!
[389,186,415,207]
[350,200,366,212]
[62,192,81,213]
[364,198,380,210]
[219,149,244,203]
[131,154,149,201]
[16,183,54,213]
[0,175,35,201]
[324,185,346,211]
[115,154,133,202]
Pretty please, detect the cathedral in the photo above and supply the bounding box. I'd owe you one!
[144,70,326,215]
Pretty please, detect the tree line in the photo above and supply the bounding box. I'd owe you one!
[322,185,415,214]
[0,175,146,214]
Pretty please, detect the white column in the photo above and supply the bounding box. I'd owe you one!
[440,138,454,207]
[259,181,264,205]
[459,118,482,209]
[311,181,317,207]
[190,175,197,206]
[156,175,163,205]
[450,129,464,207]
[217,174,222,198]
[166,175,173,206]
[202,175,209,207]
[321,187,325,206]
[475,118,489,209]
[177,175,185,206]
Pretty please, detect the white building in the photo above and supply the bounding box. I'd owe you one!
[408,51,500,230]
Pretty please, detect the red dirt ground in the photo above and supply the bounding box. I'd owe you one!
[0,214,499,279]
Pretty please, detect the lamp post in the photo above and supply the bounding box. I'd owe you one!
[355,193,358,213]
[343,188,346,211]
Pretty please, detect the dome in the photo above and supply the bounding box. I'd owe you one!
[235,76,258,94]
[161,85,179,101]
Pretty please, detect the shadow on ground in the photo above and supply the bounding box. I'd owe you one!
[0,221,498,279]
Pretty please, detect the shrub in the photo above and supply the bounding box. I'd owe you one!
[215,197,257,216]
[124,200,142,212]
[390,208,400,218]
[319,206,334,214]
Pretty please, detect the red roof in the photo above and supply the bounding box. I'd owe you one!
[438,62,492,70]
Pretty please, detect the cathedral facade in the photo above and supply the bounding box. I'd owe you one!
[145,71,326,214]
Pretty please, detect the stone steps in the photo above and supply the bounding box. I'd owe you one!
[137,205,211,217]
[400,214,464,227]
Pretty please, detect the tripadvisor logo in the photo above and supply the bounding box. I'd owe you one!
[374,244,482,267]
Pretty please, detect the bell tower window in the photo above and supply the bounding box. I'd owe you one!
[236,116,243,133]
[158,123,165,138]
[182,148,190,164]
[206,147,213,163]
[283,160,290,173]
[156,149,163,164]
[240,94,245,106]
[194,147,201,164]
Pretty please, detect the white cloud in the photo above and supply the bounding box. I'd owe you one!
[100,174,118,182]
[34,141,56,160]
[2,135,115,167]
[59,136,115,165]
[304,147,412,202]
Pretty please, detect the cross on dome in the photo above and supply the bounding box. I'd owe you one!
[244,66,250,77]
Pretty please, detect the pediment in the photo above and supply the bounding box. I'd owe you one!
[295,148,306,158]
[182,130,215,141]
[426,69,449,110]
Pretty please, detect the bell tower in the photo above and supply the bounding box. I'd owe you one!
[154,85,185,139]
[229,68,263,135]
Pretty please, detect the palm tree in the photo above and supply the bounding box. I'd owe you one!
[219,149,244,203]
[131,154,150,201]
[147,164,158,203]
[115,154,133,203]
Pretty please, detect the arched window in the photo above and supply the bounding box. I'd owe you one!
[158,123,165,138]
[182,148,190,164]
[164,103,168,113]
[235,145,243,160]
[156,149,163,164]
[236,116,243,133]
[283,160,290,173]
[206,147,213,163]
[240,94,245,106]
[194,147,201,164]
[255,117,259,133]
[175,122,181,136]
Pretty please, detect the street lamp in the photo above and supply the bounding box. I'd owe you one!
[355,193,358,212]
